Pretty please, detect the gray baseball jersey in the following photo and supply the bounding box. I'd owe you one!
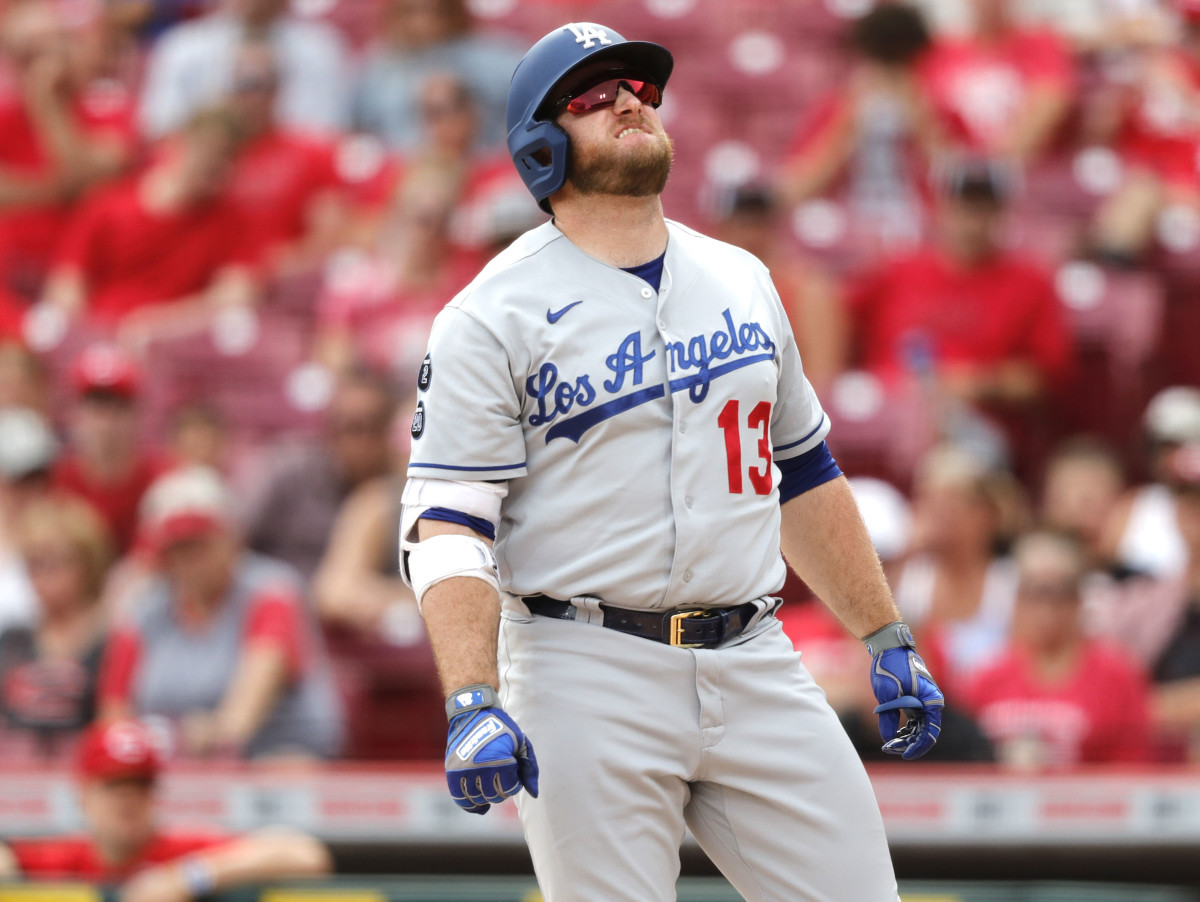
[408,219,829,610]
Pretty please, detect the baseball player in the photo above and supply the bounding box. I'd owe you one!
[399,22,945,902]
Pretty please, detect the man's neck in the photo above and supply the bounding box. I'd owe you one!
[140,164,191,216]
[551,193,669,269]
[96,833,150,868]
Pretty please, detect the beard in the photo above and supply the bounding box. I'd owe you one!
[565,126,674,198]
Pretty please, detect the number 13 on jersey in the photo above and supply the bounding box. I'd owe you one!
[717,400,772,495]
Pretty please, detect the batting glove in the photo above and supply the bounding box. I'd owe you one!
[864,621,945,760]
[444,684,539,815]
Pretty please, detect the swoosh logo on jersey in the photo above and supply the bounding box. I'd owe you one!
[546,301,583,324]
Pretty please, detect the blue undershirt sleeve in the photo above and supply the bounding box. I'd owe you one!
[777,441,842,505]
[417,507,497,541]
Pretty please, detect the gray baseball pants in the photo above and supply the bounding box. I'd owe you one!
[498,604,900,902]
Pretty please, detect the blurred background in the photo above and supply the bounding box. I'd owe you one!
[0,0,1199,898]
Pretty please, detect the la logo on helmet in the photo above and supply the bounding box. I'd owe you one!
[566,23,612,49]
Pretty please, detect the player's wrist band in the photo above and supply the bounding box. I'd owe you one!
[446,683,499,720]
[861,620,916,656]
[180,857,216,897]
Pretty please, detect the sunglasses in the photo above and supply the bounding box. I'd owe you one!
[555,78,662,116]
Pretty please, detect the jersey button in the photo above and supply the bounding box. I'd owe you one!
[678,421,687,434]
[684,495,694,508]
[682,569,694,582]
[640,287,654,299]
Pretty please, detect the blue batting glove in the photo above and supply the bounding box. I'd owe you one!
[444,684,539,815]
[864,622,945,760]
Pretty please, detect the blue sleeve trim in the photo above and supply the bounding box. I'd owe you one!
[409,461,526,473]
[418,507,497,541]
[773,415,827,454]
[778,441,841,504]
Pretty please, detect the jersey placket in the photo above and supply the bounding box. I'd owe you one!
[652,256,699,609]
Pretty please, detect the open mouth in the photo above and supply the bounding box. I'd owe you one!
[617,127,645,139]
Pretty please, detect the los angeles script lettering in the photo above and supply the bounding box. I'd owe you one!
[526,310,776,427]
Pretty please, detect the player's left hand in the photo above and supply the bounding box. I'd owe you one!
[445,706,539,815]
[870,647,944,760]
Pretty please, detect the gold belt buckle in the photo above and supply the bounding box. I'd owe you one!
[669,609,710,647]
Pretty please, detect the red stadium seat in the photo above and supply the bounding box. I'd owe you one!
[1053,261,1165,439]
[137,311,323,444]
[324,628,446,760]
[823,373,938,487]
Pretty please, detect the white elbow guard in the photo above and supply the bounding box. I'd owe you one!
[405,533,499,609]
[399,477,506,608]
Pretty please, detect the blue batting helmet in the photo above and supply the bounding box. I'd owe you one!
[506,23,673,213]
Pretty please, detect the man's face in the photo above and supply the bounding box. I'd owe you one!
[553,77,674,201]
[1041,458,1123,545]
[1013,541,1082,647]
[386,0,452,48]
[72,393,137,466]
[715,212,775,260]
[80,778,156,856]
[420,75,475,155]
[938,196,1001,264]
[228,0,287,27]
[971,0,1011,32]
[328,384,395,485]
[230,47,279,130]
[160,531,236,600]
[181,127,238,199]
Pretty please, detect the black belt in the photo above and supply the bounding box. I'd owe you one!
[522,595,761,649]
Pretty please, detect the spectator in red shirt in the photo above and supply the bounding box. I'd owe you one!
[99,467,343,760]
[0,719,331,894]
[225,40,348,275]
[779,3,942,253]
[39,106,259,341]
[1084,0,1200,263]
[52,344,170,555]
[918,0,1076,162]
[0,0,136,302]
[964,529,1152,768]
[847,160,1072,408]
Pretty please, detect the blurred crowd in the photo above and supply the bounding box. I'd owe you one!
[0,0,1198,774]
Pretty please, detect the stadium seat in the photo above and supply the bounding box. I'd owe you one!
[324,628,446,760]
[823,372,938,487]
[137,311,323,444]
[1053,261,1165,439]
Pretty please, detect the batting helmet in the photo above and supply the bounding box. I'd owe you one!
[506,22,674,213]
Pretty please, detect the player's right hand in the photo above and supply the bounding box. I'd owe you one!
[444,706,539,815]
[870,647,944,760]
